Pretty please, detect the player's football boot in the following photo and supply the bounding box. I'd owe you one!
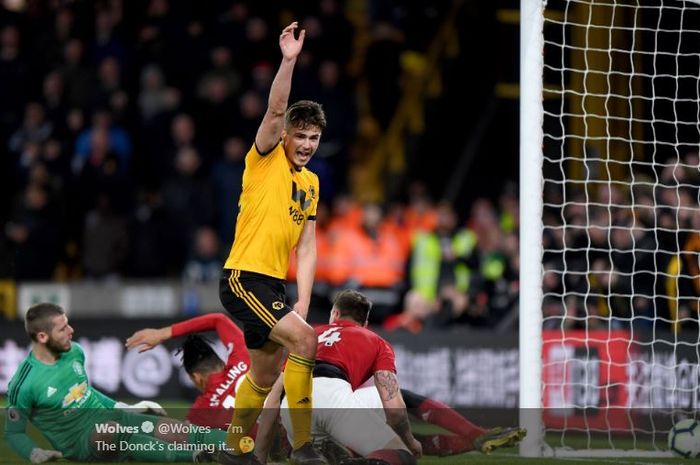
[289,442,329,465]
[193,449,215,463]
[317,438,352,465]
[338,459,389,465]
[215,449,264,465]
[473,427,527,454]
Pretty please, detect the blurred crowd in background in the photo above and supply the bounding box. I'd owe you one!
[542,150,700,332]
[0,0,520,330]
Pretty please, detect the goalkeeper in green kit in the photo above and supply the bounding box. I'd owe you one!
[4,303,229,463]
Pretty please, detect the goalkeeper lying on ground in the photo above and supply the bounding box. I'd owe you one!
[4,302,229,463]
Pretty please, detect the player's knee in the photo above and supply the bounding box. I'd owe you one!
[290,324,317,359]
[252,369,279,388]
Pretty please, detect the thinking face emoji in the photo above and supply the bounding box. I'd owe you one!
[239,436,255,453]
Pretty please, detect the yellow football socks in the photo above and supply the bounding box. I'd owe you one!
[226,374,271,453]
[284,354,315,449]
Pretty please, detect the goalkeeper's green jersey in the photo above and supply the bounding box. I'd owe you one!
[4,342,118,460]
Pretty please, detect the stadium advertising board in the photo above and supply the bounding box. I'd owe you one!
[0,320,519,406]
[1,322,697,418]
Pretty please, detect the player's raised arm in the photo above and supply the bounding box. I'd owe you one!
[126,314,245,353]
[255,22,306,154]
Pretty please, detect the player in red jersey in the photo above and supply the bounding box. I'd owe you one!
[126,314,250,430]
[267,290,525,465]
[275,290,421,465]
[128,307,524,463]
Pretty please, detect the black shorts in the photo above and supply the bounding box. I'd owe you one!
[219,269,292,349]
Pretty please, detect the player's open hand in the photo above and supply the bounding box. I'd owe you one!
[279,22,305,61]
[30,448,62,464]
[125,328,167,352]
[115,400,168,416]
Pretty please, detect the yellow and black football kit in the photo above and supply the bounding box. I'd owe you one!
[220,142,319,348]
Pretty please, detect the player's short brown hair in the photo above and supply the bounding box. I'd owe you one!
[25,303,65,341]
[285,100,327,131]
[333,290,372,324]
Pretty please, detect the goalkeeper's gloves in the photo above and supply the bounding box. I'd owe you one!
[114,400,168,416]
[30,448,62,464]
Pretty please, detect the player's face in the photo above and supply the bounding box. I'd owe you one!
[189,372,208,393]
[282,125,322,168]
[44,315,73,353]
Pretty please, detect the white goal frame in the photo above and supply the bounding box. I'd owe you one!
[518,0,695,457]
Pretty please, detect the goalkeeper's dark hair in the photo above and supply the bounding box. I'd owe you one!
[179,335,225,375]
[25,303,65,341]
[333,289,372,324]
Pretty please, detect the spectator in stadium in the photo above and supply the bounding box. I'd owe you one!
[81,194,129,280]
[93,57,128,120]
[384,202,475,332]
[217,22,326,465]
[459,199,513,326]
[138,64,180,124]
[264,290,525,465]
[403,181,438,234]
[5,183,62,281]
[162,146,215,270]
[212,136,246,244]
[127,189,171,277]
[9,102,53,158]
[72,108,131,173]
[57,38,95,110]
[680,211,700,317]
[40,72,68,138]
[183,227,223,283]
[329,203,406,290]
[4,302,230,464]
[0,25,28,129]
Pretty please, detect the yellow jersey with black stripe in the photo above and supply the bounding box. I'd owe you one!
[224,143,319,279]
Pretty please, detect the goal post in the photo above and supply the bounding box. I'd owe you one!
[520,0,700,457]
[519,0,545,458]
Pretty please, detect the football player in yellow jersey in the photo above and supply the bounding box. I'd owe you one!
[217,22,328,465]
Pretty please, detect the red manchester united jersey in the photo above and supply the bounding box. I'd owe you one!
[314,320,396,390]
[170,314,250,429]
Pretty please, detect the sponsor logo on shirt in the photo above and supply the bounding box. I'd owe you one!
[62,382,88,407]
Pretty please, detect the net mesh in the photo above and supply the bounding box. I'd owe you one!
[540,0,700,452]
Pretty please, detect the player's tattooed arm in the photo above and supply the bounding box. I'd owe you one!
[375,370,400,401]
[373,370,423,457]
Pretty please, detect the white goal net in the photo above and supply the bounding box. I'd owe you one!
[520,0,700,457]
